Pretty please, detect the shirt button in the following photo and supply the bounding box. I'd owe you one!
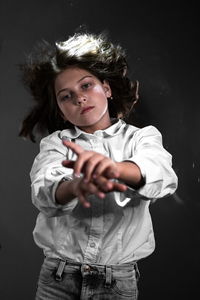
[90,242,96,248]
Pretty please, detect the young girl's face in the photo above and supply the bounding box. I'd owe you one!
[55,67,112,133]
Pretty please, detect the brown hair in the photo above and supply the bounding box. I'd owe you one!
[19,32,139,142]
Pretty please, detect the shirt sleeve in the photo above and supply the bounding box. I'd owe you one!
[119,125,178,204]
[30,132,78,217]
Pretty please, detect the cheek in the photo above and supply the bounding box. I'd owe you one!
[93,85,107,97]
[57,102,72,120]
[92,87,108,108]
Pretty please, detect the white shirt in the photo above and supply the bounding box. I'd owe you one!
[30,119,178,264]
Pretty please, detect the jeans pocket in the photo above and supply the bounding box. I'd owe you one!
[38,264,55,285]
[111,270,138,298]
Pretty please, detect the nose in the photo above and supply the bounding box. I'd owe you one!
[75,93,87,105]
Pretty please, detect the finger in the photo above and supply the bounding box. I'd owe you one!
[80,180,105,200]
[112,182,127,192]
[93,158,119,179]
[62,160,75,168]
[77,191,91,208]
[93,176,127,193]
[73,151,94,177]
[93,176,115,192]
[62,140,84,156]
[104,166,120,179]
[83,155,104,182]
[86,181,105,198]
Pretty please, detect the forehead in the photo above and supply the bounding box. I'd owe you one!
[54,67,94,91]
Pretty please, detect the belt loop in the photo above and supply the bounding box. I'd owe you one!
[55,260,66,281]
[105,265,112,287]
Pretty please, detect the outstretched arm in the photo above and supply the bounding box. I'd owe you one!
[62,140,143,188]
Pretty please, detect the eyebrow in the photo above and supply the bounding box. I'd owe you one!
[56,75,93,97]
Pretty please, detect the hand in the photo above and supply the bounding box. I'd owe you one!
[73,175,127,208]
[62,140,119,182]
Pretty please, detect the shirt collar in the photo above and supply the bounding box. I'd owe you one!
[60,119,126,140]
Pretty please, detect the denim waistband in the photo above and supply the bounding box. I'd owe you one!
[43,256,139,284]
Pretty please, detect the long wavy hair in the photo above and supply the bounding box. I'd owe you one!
[19,32,139,142]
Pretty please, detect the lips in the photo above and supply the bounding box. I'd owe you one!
[80,106,94,115]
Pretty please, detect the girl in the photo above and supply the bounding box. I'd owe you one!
[19,32,178,300]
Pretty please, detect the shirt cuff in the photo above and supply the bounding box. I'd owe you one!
[51,175,78,215]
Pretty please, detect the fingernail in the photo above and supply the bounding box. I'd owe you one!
[84,202,90,208]
[99,192,105,199]
[73,173,81,178]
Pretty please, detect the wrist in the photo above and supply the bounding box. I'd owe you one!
[116,162,123,178]
[55,177,80,205]
[116,161,143,187]
[71,177,81,197]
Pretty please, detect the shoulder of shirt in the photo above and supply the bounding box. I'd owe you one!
[39,130,64,151]
[124,123,162,137]
[40,130,62,143]
[39,128,80,152]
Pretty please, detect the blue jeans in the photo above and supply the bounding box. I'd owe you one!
[35,257,139,300]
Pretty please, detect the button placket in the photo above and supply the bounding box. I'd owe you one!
[83,202,104,264]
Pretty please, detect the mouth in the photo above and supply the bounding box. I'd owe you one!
[80,106,95,115]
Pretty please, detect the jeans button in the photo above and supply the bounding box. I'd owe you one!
[84,265,91,272]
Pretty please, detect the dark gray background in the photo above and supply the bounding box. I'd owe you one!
[0,0,199,299]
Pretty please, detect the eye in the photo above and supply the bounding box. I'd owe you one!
[81,82,92,90]
[61,94,71,101]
